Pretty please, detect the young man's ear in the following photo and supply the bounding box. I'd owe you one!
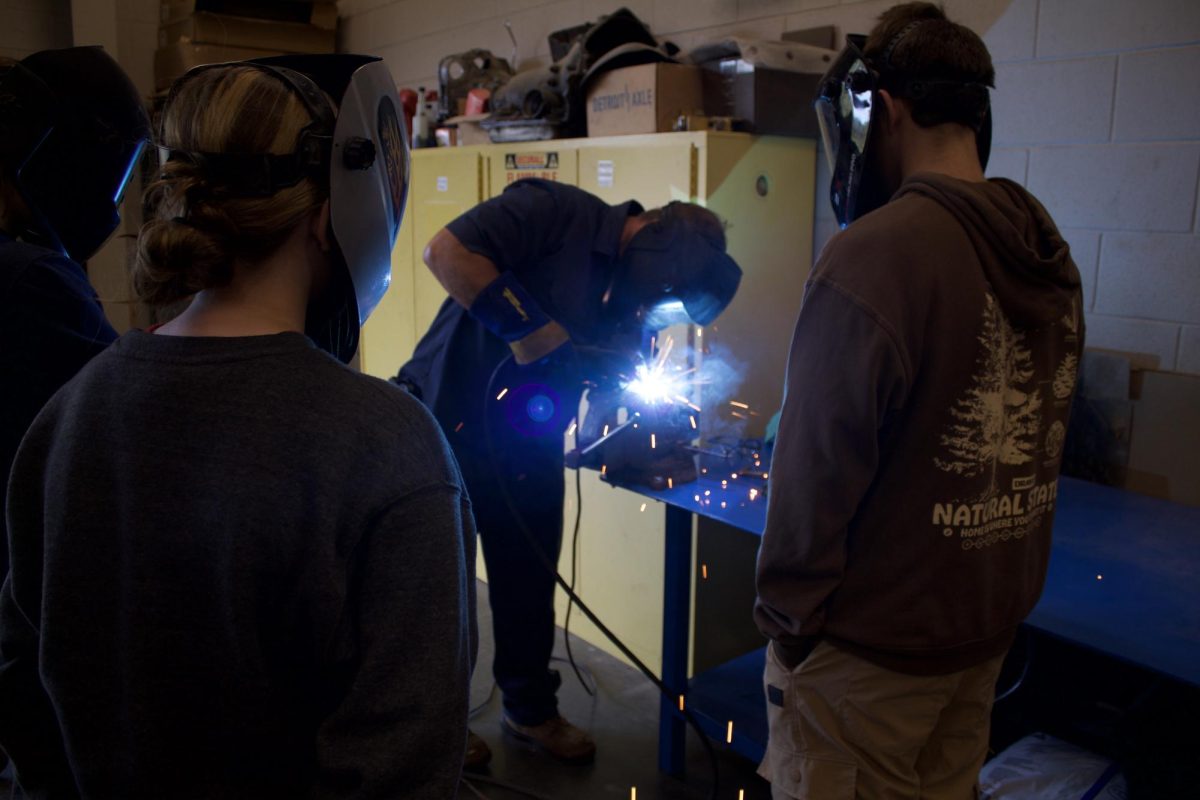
[311,199,332,253]
[877,89,904,134]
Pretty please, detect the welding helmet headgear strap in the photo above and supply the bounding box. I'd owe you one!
[604,204,742,332]
[158,61,336,197]
[160,56,409,363]
[469,271,553,342]
[1,47,150,261]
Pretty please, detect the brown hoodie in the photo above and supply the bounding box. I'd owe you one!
[754,173,1084,675]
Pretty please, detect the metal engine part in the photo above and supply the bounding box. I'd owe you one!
[437,48,514,122]
[483,6,677,142]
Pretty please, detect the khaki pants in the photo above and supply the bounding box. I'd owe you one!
[758,641,1006,800]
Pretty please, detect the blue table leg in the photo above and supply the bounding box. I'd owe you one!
[659,505,692,777]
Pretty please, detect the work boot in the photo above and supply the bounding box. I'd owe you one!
[502,715,596,764]
[464,729,492,771]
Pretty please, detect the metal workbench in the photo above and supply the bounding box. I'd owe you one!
[616,474,1200,777]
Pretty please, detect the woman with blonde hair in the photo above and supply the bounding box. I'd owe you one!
[0,57,475,798]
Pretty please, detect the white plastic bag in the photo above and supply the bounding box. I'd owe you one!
[980,733,1127,800]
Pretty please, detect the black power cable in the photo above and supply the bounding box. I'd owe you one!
[484,354,720,800]
[562,462,593,696]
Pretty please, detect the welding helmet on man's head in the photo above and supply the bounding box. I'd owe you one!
[0,47,150,262]
[603,202,742,333]
[159,54,409,363]
[815,28,993,228]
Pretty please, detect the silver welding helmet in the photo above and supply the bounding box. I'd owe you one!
[160,55,408,362]
[0,47,150,261]
[815,32,992,227]
[602,202,742,332]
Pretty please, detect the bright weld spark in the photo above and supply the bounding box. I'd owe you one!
[640,503,647,512]
[726,721,734,743]
[667,477,673,489]
[690,415,697,429]
[704,490,711,496]
[650,433,657,449]
[731,473,739,479]
[496,387,508,400]
[721,501,727,509]
[730,400,750,409]
[603,424,610,436]
[694,494,701,502]
[750,488,759,501]
[701,563,708,579]
[731,411,748,420]
[678,695,686,711]
[601,465,607,476]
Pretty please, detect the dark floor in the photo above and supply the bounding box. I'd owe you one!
[458,580,772,800]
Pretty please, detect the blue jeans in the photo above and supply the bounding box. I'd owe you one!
[453,438,564,727]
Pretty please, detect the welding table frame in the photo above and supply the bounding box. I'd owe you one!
[617,475,1200,777]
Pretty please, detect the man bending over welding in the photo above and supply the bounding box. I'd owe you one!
[396,179,741,767]
[754,4,1084,798]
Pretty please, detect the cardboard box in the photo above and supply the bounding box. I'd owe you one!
[700,59,821,137]
[446,114,491,146]
[586,63,703,137]
[161,1,337,30]
[160,12,335,53]
[154,42,286,90]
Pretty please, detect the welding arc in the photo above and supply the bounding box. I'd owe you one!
[484,356,721,800]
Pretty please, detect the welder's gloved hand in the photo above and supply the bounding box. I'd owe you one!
[469,271,573,366]
[510,320,571,366]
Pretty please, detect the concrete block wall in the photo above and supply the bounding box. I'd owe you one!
[340,0,1200,376]
[984,0,1200,373]
[0,0,72,60]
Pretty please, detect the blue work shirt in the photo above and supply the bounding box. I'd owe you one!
[1,232,116,574]
[397,179,641,455]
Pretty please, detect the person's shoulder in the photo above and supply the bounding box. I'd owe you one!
[306,357,461,482]
[814,193,957,284]
[0,239,93,300]
[502,179,601,210]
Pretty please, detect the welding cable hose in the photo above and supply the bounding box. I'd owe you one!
[483,354,721,800]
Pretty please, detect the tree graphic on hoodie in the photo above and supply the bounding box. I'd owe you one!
[935,293,1043,499]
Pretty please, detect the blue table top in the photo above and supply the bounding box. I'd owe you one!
[1028,476,1200,686]
[622,470,769,533]
[613,472,1200,687]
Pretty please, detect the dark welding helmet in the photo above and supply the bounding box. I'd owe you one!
[815,31,992,227]
[159,55,408,362]
[603,202,742,333]
[0,47,150,261]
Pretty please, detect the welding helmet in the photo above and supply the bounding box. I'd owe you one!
[603,202,742,333]
[159,55,409,363]
[815,30,992,227]
[0,47,150,261]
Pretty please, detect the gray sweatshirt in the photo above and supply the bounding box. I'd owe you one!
[1,331,476,798]
[755,174,1083,675]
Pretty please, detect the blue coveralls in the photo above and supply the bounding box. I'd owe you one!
[397,180,641,725]
[1,233,117,577]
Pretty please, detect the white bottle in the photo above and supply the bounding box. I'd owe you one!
[413,85,431,148]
